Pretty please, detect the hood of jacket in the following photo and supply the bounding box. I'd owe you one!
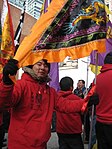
[100,64,112,73]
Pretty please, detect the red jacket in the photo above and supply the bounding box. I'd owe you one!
[96,64,112,124]
[0,73,84,149]
[56,91,83,134]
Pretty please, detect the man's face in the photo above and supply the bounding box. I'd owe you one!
[77,81,84,89]
[32,60,49,78]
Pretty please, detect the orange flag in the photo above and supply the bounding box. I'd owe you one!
[14,0,107,68]
[0,0,15,81]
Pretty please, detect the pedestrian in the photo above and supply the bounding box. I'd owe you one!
[94,52,112,149]
[74,80,90,144]
[0,59,85,149]
[56,77,84,149]
[74,80,86,98]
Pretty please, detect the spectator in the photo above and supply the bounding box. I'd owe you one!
[56,77,84,149]
[74,80,86,98]
[74,79,90,144]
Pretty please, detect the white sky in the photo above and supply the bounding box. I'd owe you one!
[59,57,95,89]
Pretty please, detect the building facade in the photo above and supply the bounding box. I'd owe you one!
[9,0,25,8]
[26,0,43,19]
[9,0,44,19]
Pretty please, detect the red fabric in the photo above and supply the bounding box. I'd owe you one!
[96,64,112,124]
[0,73,84,149]
[0,74,3,83]
[56,91,83,134]
[81,83,96,113]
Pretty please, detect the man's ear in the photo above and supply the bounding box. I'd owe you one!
[70,86,73,91]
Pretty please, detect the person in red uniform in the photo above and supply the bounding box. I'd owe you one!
[95,52,112,149]
[0,59,85,149]
[56,76,84,149]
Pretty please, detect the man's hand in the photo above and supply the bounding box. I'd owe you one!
[3,59,18,85]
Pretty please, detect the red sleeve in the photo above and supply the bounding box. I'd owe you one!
[55,94,84,113]
[0,80,23,108]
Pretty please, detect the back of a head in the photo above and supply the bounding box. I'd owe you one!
[60,77,73,91]
[104,52,112,64]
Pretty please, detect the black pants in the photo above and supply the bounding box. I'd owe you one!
[3,111,10,133]
[0,124,5,149]
[96,121,112,149]
[51,111,56,132]
[84,112,90,141]
[57,133,84,149]
[82,111,90,141]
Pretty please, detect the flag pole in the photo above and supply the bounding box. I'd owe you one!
[14,0,26,53]
[88,51,98,149]
[85,56,90,93]
[109,0,112,22]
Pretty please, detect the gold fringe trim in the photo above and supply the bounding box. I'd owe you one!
[17,39,106,67]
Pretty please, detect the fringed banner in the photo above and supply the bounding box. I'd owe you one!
[14,0,107,67]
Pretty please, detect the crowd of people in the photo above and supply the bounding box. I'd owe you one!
[0,52,112,149]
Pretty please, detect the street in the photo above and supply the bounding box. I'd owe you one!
[47,132,88,149]
[3,132,88,149]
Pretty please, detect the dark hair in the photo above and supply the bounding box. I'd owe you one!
[104,52,112,64]
[43,59,50,73]
[60,77,73,91]
[78,79,85,84]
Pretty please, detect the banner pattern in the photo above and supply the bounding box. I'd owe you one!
[14,0,107,67]
[35,0,106,51]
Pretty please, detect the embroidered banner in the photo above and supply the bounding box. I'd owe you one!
[14,0,107,68]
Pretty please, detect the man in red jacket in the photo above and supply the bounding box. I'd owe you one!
[56,77,84,149]
[0,59,85,149]
[95,52,112,149]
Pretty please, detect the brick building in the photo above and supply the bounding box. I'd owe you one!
[0,1,37,43]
